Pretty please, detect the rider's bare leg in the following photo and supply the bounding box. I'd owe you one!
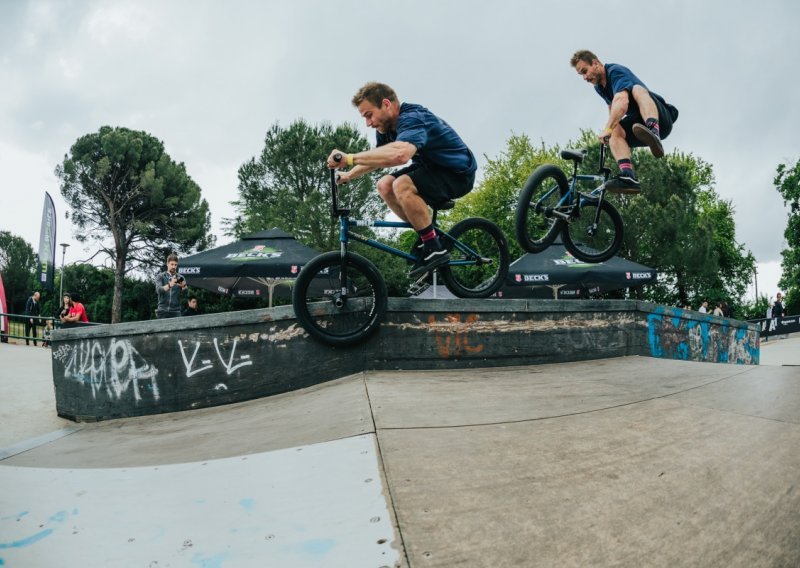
[392,175,432,231]
[376,174,408,222]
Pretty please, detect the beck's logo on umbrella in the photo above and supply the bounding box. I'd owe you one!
[225,245,283,261]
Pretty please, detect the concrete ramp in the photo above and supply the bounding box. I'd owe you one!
[3,350,800,567]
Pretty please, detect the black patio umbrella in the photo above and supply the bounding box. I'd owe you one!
[178,228,322,307]
[502,240,657,299]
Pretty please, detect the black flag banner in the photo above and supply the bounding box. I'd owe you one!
[37,192,57,291]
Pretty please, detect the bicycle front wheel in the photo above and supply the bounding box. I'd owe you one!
[562,197,624,263]
[441,217,509,298]
[292,251,388,347]
[515,164,568,253]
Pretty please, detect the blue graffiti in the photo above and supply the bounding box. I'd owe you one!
[0,528,54,549]
[301,538,336,556]
[647,308,758,364]
[191,551,231,567]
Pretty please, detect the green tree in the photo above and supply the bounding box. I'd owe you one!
[229,119,386,251]
[774,157,800,315]
[56,126,213,323]
[451,133,563,261]
[462,132,754,312]
[610,141,754,312]
[0,231,37,313]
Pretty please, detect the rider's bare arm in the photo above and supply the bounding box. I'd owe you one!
[329,141,418,183]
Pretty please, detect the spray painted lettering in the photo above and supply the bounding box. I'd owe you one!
[62,339,160,401]
[427,313,485,359]
[178,338,253,378]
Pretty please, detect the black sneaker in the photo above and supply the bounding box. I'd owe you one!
[605,173,642,195]
[409,240,450,279]
[632,123,664,158]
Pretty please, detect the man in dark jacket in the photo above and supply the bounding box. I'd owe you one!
[24,291,41,346]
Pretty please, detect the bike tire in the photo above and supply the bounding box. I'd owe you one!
[514,164,569,253]
[292,251,388,347]
[562,197,624,263]
[441,217,510,298]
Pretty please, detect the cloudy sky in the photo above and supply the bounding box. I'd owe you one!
[1,0,796,301]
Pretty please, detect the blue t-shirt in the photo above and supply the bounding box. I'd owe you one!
[376,103,477,175]
[594,63,667,113]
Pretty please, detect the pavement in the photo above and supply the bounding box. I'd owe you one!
[1,334,799,567]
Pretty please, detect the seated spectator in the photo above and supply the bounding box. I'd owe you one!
[183,296,200,316]
[59,293,89,328]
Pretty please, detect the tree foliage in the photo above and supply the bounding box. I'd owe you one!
[56,126,213,323]
[774,157,800,315]
[457,132,755,314]
[0,231,37,312]
[229,119,386,251]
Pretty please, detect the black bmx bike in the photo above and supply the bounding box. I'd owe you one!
[292,158,510,347]
[514,143,624,263]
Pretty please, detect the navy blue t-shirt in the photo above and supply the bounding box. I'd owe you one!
[594,63,667,114]
[376,103,477,175]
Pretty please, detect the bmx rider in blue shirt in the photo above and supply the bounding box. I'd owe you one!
[327,82,477,279]
[571,50,678,194]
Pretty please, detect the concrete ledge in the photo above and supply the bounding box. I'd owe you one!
[50,299,759,422]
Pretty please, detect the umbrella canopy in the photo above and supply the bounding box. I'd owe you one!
[503,240,657,299]
[178,228,321,307]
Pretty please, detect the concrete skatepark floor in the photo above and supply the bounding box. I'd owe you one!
[1,336,799,567]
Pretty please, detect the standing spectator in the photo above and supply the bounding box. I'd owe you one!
[772,292,786,339]
[713,302,724,317]
[24,291,41,346]
[156,253,187,318]
[772,293,785,319]
[722,301,732,318]
[698,300,708,314]
[59,292,89,328]
[183,296,200,316]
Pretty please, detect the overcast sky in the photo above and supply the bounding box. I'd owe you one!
[0,0,795,301]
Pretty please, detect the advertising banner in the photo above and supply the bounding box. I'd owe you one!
[37,192,57,291]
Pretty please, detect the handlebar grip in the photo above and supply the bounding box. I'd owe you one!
[333,153,343,163]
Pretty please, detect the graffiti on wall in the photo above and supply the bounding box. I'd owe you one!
[426,313,485,359]
[56,338,160,401]
[647,309,759,365]
[178,338,253,378]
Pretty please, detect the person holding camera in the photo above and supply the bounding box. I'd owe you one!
[156,253,187,319]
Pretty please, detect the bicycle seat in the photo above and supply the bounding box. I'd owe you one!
[560,149,587,163]
[426,199,455,211]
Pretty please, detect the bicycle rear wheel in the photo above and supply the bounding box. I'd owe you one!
[441,217,509,298]
[562,197,624,263]
[292,251,388,346]
[515,164,568,253]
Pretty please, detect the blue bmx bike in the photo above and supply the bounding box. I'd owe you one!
[292,158,509,346]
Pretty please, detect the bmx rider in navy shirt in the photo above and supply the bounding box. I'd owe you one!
[327,82,477,279]
[571,50,678,193]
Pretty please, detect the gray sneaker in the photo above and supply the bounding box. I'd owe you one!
[632,123,664,158]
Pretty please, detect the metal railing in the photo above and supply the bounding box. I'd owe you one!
[0,311,100,344]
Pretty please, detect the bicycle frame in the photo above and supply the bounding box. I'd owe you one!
[534,143,612,225]
[329,169,487,269]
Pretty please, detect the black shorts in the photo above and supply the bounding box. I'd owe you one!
[393,162,476,206]
[620,94,679,147]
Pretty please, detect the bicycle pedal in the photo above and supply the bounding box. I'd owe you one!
[407,276,432,296]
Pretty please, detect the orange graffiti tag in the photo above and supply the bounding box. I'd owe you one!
[428,313,485,358]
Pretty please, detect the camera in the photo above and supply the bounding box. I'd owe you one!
[176,275,185,284]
